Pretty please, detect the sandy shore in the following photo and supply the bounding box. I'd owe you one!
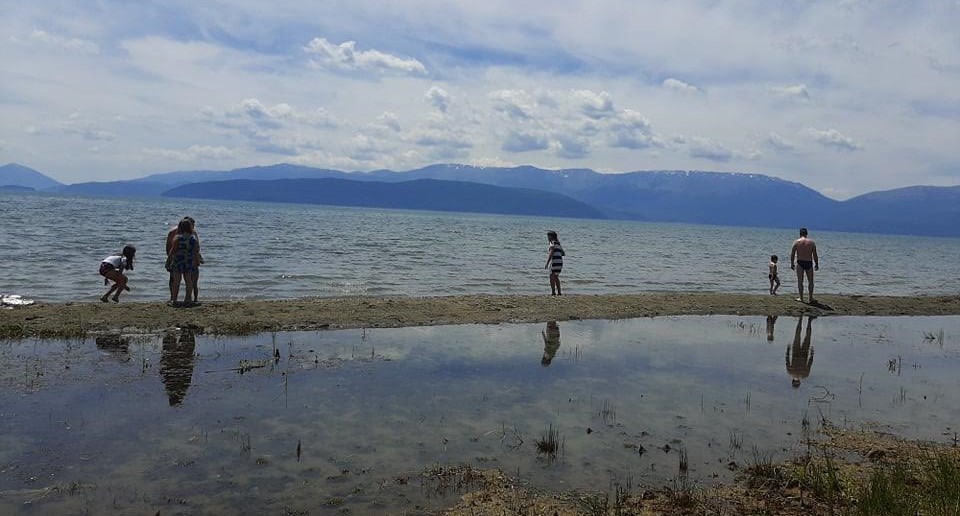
[2,292,959,338]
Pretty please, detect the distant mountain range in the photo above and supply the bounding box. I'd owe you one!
[163,178,607,219]
[2,162,959,237]
[0,163,63,190]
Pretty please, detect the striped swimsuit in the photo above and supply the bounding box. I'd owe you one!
[549,242,564,274]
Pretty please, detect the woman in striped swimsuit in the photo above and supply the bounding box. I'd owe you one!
[544,230,565,295]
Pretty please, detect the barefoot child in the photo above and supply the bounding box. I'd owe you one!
[768,255,780,295]
[544,231,565,295]
[100,245,136,302]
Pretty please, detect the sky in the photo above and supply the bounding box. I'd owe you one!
[1,0,958,199]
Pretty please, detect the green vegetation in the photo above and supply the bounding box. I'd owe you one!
[535,424,564,459]
[785,446,960,516]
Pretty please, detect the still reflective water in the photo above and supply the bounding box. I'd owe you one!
[1,316,958,514]
[2,192,960,301]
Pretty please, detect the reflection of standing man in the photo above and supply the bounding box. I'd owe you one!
[160,330,197,406]
[541,321,561,366]
[786,316,815,388]
[766,315,778,342]
[790,228,819,303]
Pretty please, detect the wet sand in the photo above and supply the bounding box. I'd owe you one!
[2,292,959,338]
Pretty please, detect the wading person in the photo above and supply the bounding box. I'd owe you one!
[99,245,136,303]
[166,218,200,306]
[768,255,781,295]
[544,230,565,295]
[166,217,203,304]
[789,228,819,303]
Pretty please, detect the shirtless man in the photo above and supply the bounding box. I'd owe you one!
[166,217,203,303]
[789,227,819,303]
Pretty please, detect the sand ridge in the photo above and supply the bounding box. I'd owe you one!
[2,292,959,338]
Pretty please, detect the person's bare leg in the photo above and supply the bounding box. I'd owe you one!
[112,274,128,302]
[183,272,195,304]
[549,274,556,295]
[796,269,805,302]
[191,268,199,303]
[555,274,562,296]
[170,272,182,303]
[806,269,815,302]
[102,283,117,302]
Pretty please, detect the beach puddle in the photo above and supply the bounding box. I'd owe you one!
[1,316,958,514]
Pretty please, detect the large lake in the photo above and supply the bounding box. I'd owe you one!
[2,192,959,302]
[1,316,957,514]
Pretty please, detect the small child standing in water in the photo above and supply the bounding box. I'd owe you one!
[768,255,781,295]
[544,231,565,295]
[100,245,136,302]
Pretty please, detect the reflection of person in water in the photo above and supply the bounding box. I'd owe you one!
[786,316,815,388]
[160,330,197,406]
[766,315,778,341]
[541,321,561,366]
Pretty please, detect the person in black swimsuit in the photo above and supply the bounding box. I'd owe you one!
[790,228,819,303]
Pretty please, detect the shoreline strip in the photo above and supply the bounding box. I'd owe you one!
[2,292,959,338]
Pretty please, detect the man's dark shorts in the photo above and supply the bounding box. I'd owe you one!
[797,260,814,271]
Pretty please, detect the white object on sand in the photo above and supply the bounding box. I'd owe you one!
[1,294,35,307]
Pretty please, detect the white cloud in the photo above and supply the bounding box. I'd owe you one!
[771,84,812,101]
[662,78,701,94]
[808,128,862,151]
[502,130,549,152]
[26,29,99,54]
[207,99,336,130]
[767,132,796,151]
[143,145,236,161]
[3,0,958,192]
[425,86,450,113]
[489,89,535,120]
[687,137,734,162]
[608,109,661,150]
[303,37,426,75]
[24,112,116,141]
[347,134,394,162]
[573,90,615,119]
[376,112,402,132]
[552,135,590,159]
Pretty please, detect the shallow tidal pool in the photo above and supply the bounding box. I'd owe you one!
[1,315,958,514]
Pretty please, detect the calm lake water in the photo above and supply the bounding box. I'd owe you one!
[1,316,957,514]
[2,192,960,302]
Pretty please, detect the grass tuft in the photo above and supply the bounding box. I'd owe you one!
[535,424,564,460]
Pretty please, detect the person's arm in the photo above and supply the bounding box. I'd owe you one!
[166,230,175,256]
[790,242,797,270]
[545,245,553,269]
[190,235,201,267]
[812,243,819,270]
[194,233,204,264]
